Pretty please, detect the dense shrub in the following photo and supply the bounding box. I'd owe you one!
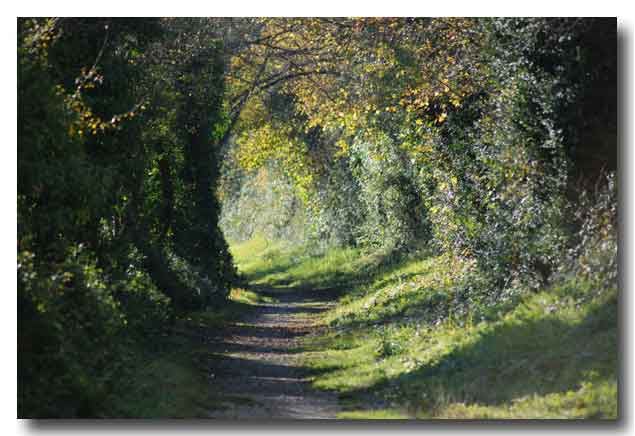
[18,246,127,417]
[18,18,234,417]
[348,132,429,251]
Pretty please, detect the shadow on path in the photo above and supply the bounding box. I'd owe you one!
[204,285,339,419]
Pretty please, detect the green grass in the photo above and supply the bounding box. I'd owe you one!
[111,237,616,419]
[337,409,410,419]
[108,350,212,418]
[229,235,364,289]
[230,237,618,420]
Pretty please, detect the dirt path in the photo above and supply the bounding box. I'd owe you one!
[205,286,339,419]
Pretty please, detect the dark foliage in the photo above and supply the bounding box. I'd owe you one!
[18,18,234,417]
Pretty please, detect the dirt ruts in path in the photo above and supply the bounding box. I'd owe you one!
[205,287,339,419]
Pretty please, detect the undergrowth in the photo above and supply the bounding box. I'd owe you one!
[106,286,268,418]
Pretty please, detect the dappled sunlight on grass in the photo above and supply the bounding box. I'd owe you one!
[228,237,617,419]
[337,409,410,419]
[307,261,618,419]
[230,235,363,289]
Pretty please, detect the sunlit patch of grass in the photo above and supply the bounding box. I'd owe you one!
[322,254,452,327]
[337,409,410,419]
[230,287,276,305]
[264,247,361,288]
[228,238,617,420]
[294,249,617,419]
[432,379,617,419]
[311,281,616,419]
[229,235,289,279]
[230,235,362,289]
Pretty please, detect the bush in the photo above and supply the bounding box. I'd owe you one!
[18,245,125,417]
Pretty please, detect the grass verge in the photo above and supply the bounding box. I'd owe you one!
[106,286,269,417]
[230,237,618,420]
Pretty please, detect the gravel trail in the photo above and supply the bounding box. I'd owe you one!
[205,286,339,419]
